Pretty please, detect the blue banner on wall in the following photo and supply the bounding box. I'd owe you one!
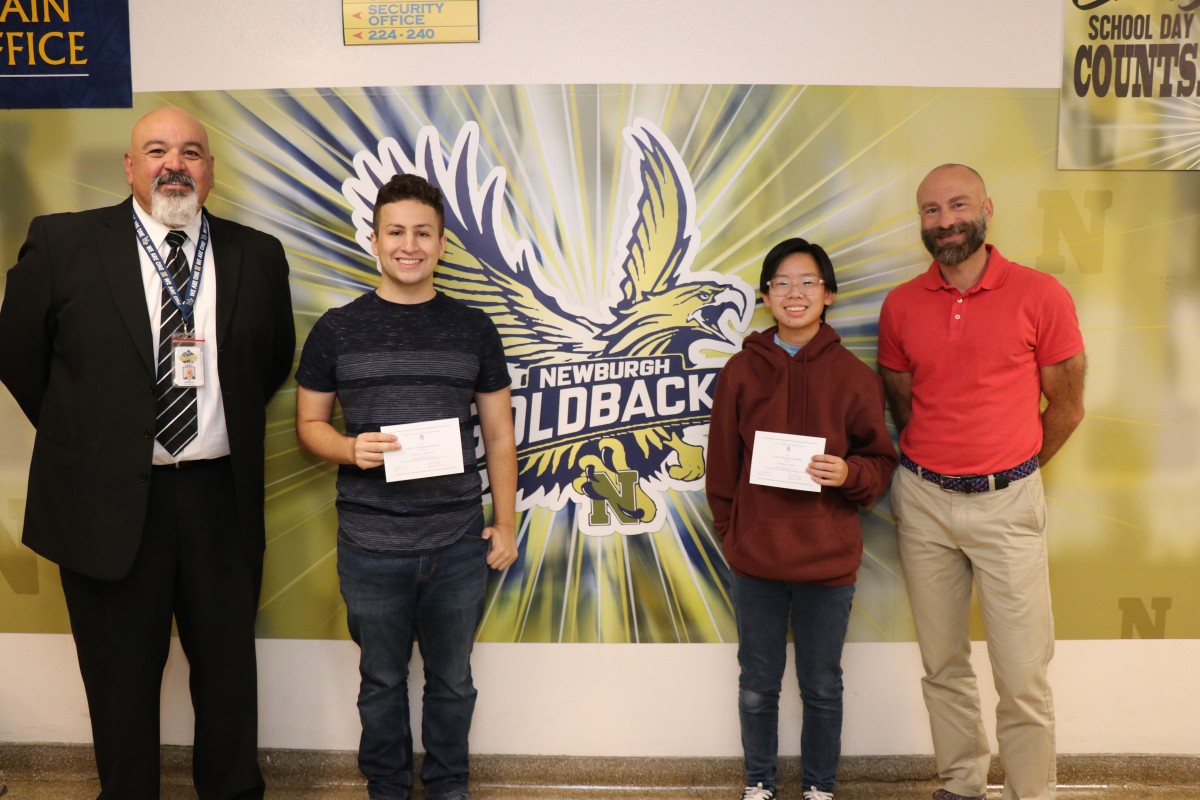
[0,0,131,109]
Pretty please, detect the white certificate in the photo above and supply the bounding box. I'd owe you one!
[749,431,827,493]
[380,417,465,483]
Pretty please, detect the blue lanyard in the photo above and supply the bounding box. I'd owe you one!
[133,212,210,327]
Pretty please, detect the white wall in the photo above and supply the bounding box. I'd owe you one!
[6,0,1195,757]
[6,636,1200,755]
[130,0,1064,92]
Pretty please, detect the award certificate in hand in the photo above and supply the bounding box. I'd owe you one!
[381,418,465,483]
[749,431,826,492]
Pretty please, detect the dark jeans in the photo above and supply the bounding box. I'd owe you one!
[337,524,489,800]
[732,572,855,793]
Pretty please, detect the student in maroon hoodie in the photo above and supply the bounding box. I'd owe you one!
[706,238,897,800]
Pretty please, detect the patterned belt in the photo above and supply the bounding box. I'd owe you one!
[900,453,1039,494]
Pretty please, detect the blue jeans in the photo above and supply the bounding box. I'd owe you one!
[732,572,855,793]
[338,523,490,800]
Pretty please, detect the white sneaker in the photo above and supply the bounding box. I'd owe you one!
[741,783,777,800]
[803,787,835,800]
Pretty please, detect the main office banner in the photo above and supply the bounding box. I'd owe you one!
[0,0,131,108]
[1,85,1198,642]
[1059,0,1200,169]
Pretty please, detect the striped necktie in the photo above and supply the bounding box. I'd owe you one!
[155,229,199,456]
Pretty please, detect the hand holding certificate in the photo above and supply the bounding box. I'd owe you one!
[749,431,827,492]
[380,417,465,482]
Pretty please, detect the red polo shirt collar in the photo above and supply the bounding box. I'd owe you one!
[920,244,1009,295]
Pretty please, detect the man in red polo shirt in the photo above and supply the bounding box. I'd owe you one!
[877,164,1086,800]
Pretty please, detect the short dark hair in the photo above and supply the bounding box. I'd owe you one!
[759,238,839,322]
[372,173,445,235]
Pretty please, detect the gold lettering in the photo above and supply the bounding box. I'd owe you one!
[37,29,63,64]
[46,0,69,22]
[3,30,30,66]
[0,0,32,24]
[68,28,84,63]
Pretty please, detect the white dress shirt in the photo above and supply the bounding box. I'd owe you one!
[132,202,230,464]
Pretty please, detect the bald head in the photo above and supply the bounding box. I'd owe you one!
[917,164,987,207]
[124,107,215,227]
[128,107,209,149]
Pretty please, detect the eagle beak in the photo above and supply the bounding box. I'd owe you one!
[690,286,750,345]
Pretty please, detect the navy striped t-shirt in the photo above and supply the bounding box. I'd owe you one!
[295,291,511,555]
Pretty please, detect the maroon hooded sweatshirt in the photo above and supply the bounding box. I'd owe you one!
[706,323,897,585]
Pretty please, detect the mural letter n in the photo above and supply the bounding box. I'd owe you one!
[1036,190,1112,275]
[1118,597,1172,639]
[587,469,643,527]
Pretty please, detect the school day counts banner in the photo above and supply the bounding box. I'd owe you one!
[1059,0,1200,169]
[0,85,1198,642]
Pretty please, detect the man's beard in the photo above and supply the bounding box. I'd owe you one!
[150,172,201,228]
[921,214,987,266]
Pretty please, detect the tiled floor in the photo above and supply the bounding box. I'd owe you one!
[2,748,1198,799]
[3,781,1200,799]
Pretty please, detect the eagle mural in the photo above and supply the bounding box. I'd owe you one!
[342,119,753,534]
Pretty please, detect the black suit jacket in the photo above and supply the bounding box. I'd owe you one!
[0,198,295,580]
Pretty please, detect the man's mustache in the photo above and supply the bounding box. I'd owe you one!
[153,172,196,192]
[933,222,973,237]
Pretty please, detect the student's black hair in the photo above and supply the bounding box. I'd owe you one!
[759,237,838,322]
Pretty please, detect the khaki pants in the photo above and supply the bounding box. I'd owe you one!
[893,466,1056,800]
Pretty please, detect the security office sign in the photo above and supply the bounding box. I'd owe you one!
[0,0,131,109]
[342,1,479,45]
[1059,0,1200,169]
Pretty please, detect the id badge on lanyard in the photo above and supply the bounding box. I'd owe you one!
[135,213,212,389]
[171,333,205,387]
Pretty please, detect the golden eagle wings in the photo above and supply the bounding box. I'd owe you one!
[343,120,751,531]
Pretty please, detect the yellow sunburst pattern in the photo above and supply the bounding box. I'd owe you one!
[0,85,1197,641]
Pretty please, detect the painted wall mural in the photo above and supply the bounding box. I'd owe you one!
[1,84,1197,642]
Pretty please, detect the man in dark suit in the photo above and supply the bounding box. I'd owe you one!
[0,107,294,799]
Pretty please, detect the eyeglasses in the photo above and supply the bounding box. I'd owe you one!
[765,278,824,296]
